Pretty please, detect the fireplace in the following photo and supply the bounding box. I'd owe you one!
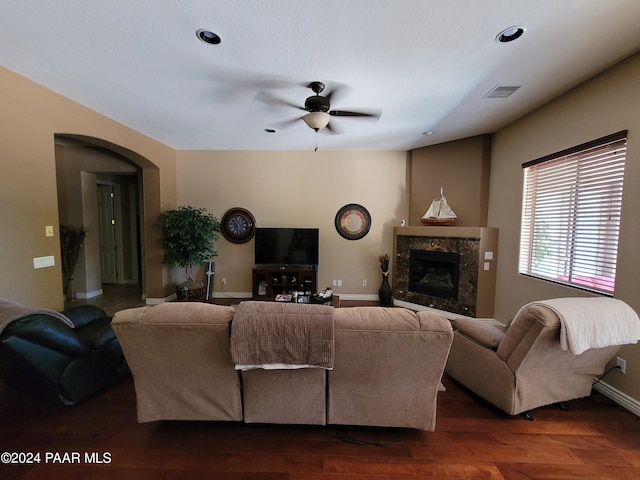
[409,250,459,300]
[393,226,499,318]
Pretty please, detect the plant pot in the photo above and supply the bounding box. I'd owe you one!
[176,280,206,302]
[66,278,76,301]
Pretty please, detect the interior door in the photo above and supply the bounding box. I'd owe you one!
[97,184,118,284]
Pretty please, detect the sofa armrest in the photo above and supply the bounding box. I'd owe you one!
[61,305,109,329]
[451,318,506,349]
[3,314,91,357]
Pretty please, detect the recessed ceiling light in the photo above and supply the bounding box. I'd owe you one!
[422,130,435,136]
[196,29,221,45]
[496,26,525,43]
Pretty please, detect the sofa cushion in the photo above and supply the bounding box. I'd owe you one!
[113,302,236,326]
[334,306,420,331]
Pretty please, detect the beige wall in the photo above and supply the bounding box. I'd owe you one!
[488,52,640,399]
[0,67,177,309]
[175,150,409,298]
[409,135,491,227]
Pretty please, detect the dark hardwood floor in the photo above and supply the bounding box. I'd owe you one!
[3,287,636,478]
[1,371,639,479]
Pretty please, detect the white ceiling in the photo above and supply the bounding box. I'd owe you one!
[1,1,639,151]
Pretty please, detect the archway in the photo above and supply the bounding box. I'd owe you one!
[54,134,164,304]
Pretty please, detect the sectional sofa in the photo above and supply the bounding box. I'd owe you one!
[112,301,453,431]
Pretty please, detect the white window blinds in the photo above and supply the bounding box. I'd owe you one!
[519,131,627,294]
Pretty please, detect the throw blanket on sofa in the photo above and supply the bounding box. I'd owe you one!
[517,297,640,355]
[230,301,335,370]
[0,298,75,334]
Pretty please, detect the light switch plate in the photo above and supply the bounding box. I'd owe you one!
[45,225,54,237]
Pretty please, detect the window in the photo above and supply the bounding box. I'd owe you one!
[519,131,627,295]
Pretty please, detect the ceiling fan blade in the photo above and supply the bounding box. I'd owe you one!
[324,83,353,105]
[324,120,343,134]
[271,117,304,130]
[329,109,381,119]
[255,91,305,111]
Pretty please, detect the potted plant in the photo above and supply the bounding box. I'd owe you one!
[59,225,87,300]
[156,205,221,301]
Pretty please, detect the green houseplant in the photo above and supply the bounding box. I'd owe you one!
[156,205,221,301]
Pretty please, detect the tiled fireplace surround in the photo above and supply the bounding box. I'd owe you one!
[392,226,499,318]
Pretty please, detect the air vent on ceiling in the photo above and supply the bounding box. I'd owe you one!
[483,85,521,98]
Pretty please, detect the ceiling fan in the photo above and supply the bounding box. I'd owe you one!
[258,81,381,133]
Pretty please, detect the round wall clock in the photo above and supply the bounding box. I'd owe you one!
[221,207,256,244]
[335,203,371,240]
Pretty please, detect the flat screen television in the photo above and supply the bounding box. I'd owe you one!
[254,228,319,267]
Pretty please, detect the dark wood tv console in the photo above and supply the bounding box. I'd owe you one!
[252,265,317,300]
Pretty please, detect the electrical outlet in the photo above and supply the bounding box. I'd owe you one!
[221,278,227,285]
[362,279,367,287]
[616,357,626,374]
[337,280,342,287]
[332,280,337,287]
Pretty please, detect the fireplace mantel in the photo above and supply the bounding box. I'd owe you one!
[392,226,499,318]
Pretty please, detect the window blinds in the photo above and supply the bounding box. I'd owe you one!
[519,131,627,294]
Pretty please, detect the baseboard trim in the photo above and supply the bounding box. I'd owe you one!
[210,292,252,299]
[76,289,103,299]
[593,380,640,417]
[335,294,379,301]
[145,294,176,305]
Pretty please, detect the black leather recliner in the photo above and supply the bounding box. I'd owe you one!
[0,304,130,405]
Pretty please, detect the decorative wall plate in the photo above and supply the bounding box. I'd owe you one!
[335,203,371,240]
[221,207,256,244]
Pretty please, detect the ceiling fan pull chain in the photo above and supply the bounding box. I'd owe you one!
[315,130,319,151]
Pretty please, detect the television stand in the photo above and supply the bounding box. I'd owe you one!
[252,265,317,300]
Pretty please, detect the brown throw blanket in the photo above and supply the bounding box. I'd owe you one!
[230,301,334,370]
[0,298,75,334]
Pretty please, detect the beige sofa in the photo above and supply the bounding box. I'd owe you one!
[112,301,453,430]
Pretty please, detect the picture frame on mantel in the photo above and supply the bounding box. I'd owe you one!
[335,203,371,240]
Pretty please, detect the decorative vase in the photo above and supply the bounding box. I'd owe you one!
[378,272,393,307]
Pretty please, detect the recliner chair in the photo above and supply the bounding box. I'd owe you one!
[0,304,129,405]
[445,300,628,418]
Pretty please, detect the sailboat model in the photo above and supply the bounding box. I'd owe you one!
[420,187,457,225]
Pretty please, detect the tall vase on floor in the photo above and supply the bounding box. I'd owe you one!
[378,253,393,307]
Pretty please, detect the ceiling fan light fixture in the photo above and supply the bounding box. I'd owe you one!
[496,26,525,43]
[302,112,330,131]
